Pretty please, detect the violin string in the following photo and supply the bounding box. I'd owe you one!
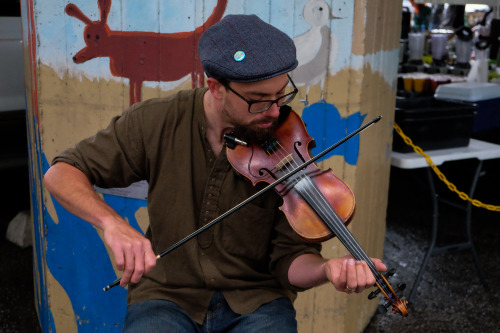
[297,183,397,298]
[299,180,380,273]
[263,140,403,310]
[260,140,405,313]
[266,141,393,296]
[267,142,376,269]
[267,142,369,262]
[297,178,396,297]
[298,179,397,297]
[267,145,395,300]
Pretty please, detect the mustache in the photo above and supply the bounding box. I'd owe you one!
[250,116,278,126]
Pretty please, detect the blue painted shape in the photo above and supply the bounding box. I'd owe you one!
[41,154,147,331]
[26,100,56,332]
[301,101,367,165]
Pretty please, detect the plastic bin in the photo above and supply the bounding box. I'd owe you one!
[435,82,500,133]
[393,97,476,153]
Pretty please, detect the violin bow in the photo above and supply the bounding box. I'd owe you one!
[103,116,384,292]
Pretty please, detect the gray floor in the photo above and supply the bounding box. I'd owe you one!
[364,156,500,332]
[1,133,499,333]
[0,164,39,332]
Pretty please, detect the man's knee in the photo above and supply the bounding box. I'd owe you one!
[122,299,200,332]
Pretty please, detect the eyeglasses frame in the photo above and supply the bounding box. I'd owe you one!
[223,74,298,114]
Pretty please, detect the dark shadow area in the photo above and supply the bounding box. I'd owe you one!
[0,107,40,332]
[0,165,41,333]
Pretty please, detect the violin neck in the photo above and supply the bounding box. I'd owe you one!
[295,176,409,316]
[294,178,381,279]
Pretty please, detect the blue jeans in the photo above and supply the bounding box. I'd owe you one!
[122,291,297,332]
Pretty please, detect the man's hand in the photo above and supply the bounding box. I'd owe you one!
[103,218,157,287]
[324,255,386,293]
[44,162,157,287]
[288,253,386,293]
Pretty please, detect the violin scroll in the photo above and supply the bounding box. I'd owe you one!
[369,268,409,317]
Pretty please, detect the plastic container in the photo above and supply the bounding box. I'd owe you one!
[455,27,473,65]
[435,82,500,133]
[408,33,425,61]
[431,34,448,61]
[393,97,476,153]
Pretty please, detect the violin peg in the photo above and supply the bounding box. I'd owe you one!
[377,303,389,314]
[385,268,396,278]
[368,289,380,300]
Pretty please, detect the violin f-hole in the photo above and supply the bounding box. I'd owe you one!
[258,167,277,180]
[293,141,307,164]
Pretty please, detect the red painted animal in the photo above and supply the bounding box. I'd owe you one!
[66,0,227,105]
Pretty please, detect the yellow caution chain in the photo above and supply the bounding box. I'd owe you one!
[394,123,500,212]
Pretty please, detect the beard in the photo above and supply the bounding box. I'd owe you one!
[231,116,280,146]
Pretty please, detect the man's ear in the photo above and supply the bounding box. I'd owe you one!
[206,77,225,99]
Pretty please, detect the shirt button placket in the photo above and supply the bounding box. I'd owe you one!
[198,156,228,288]
[198,171,221,249]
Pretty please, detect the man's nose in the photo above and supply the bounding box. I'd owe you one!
[263,102,280,118]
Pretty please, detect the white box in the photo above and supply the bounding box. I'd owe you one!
[434,82,500,102]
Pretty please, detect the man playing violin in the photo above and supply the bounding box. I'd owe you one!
[44,14,386,332]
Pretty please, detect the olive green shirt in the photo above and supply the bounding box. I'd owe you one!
[52,88,321,324]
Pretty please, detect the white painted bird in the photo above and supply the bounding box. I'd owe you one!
[291,0,343,102]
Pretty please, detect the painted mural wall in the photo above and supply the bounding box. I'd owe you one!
[22,0,401,332]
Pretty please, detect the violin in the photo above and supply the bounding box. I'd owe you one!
[226,107,409,317]
[104,106,409,317]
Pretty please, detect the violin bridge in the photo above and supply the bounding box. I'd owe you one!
[276,154,294,171]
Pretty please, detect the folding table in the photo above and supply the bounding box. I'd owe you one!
[391,139,500,302]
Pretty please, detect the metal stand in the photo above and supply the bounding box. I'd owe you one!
[408,159,488,303]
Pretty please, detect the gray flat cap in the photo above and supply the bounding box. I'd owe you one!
[198,14,298,83]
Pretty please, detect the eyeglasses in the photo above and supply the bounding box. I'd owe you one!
[225,75,298,114]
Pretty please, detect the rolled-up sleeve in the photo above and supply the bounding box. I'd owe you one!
[269,212,322,292]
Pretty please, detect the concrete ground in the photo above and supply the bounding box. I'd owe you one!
[364,158,500,332]
[1,132,499,333]
[0,164,40,332]
[364,129,500,332]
